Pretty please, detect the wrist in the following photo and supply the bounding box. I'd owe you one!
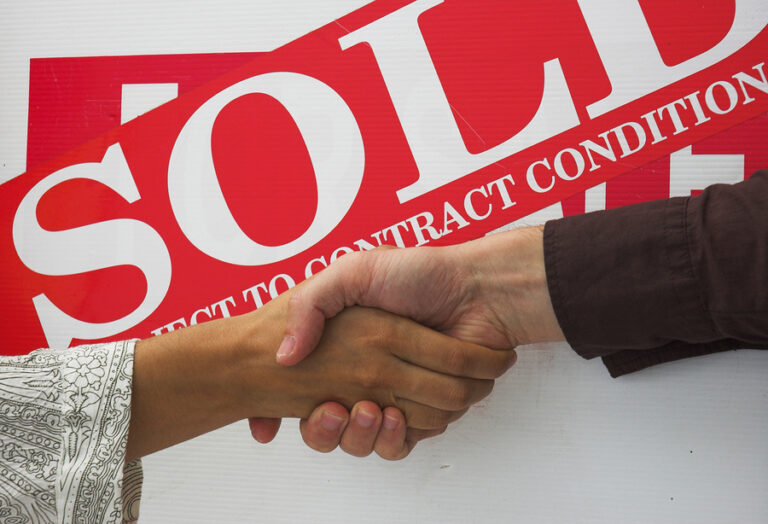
[458,226,564,346]
[232,297,319,420]
[229,308,285,419]
[128,314,259,459]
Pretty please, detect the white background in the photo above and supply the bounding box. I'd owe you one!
[1,1,767,523]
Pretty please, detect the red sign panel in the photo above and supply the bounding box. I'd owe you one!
[2,0,767,354]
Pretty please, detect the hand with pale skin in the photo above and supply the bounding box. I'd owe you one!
[249,226,566,457]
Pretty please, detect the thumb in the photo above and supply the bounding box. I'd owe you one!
[274,297,328,366]
[275,252,370,366]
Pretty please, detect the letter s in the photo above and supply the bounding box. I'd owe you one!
[12,144,171,348]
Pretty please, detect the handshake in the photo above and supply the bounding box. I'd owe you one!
[127,226,565,461]
[248,225,566,460]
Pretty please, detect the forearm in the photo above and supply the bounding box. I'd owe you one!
[457,226,565,347]
[126,314,259,461]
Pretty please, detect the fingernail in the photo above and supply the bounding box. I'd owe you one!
[355,409,376,428]
[320,411,345,432]
[383,413,399,431]
[276,336,296,361]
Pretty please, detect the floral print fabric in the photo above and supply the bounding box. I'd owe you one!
[0,341,141,523]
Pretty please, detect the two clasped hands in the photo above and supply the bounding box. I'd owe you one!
[250,225,565,459]
[126,226,564,462]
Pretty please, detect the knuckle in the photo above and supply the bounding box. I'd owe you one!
[445,382,474,410]
[490,351,514,378]
[336,250,365,270]
[447,408,469,424]
[375,316,401,342]
[358,365,387,390]
[422,409,453,429]
[357,314,401,346]
[446,347,470,375]
[475,379,495,402]
[347,250,367,263]
[434,410,455,428]
[331,251,362,269]
[286,289,304,310]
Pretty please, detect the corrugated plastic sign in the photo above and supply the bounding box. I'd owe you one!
[2,0,767,353]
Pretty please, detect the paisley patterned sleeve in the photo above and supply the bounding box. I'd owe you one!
[0,340,142,524]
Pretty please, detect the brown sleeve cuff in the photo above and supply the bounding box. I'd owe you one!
[600,340,743,378]
[544,196,717,361]
[544,171,768,377]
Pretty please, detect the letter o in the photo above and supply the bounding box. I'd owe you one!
[168,72,365,266]
[554,148,585,181]
[268,274,296,298]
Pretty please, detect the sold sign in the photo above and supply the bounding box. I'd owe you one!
[2,0,767,354]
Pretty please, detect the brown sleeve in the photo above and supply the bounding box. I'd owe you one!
[543,170,768,377]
